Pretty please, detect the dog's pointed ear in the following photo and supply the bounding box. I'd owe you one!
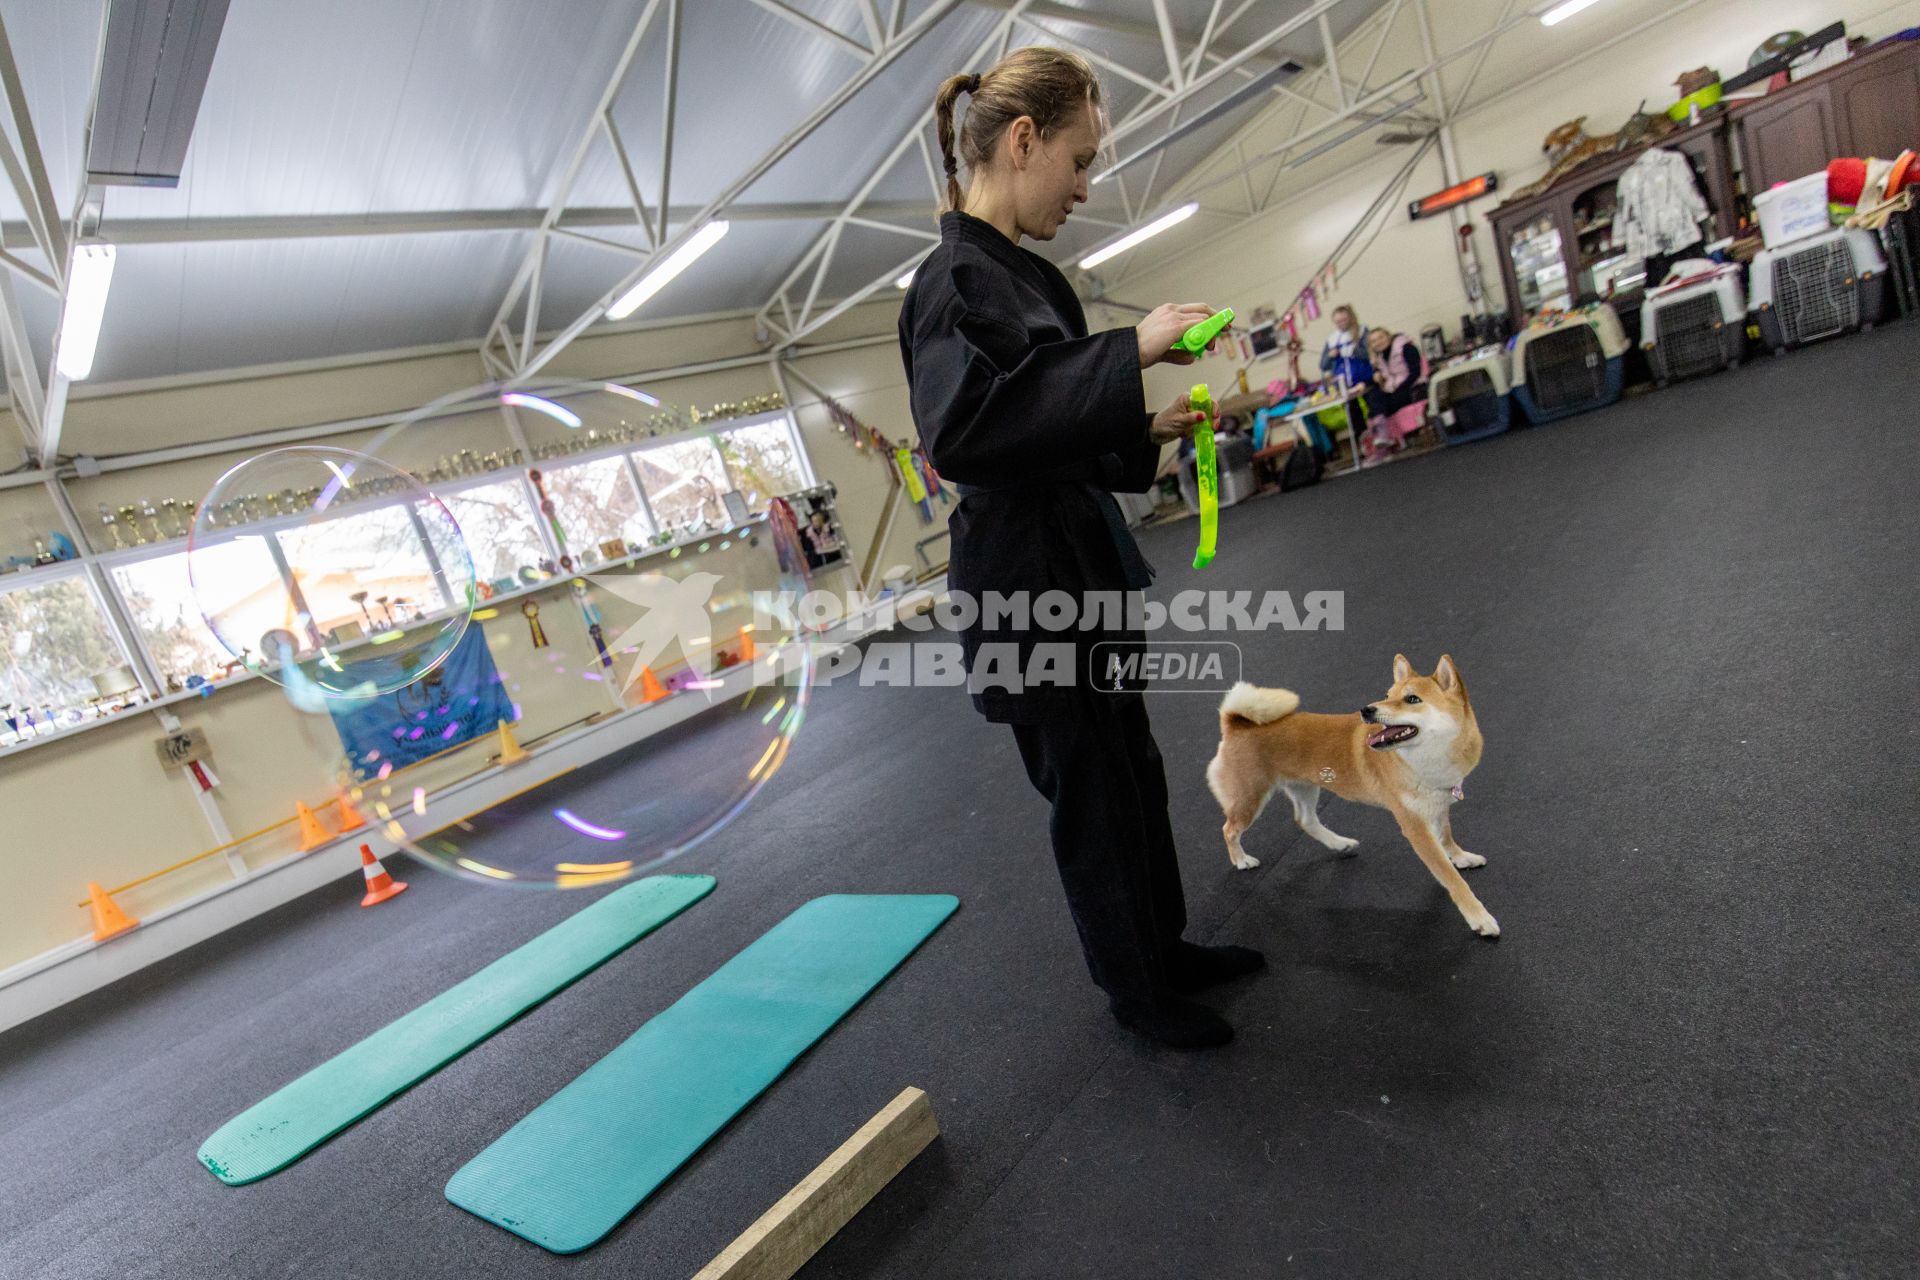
[1434,654,1460,691]
[1392,653,1413,683]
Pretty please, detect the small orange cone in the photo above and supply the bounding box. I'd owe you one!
[357,844,408,908]
[295,801,335,852]
[88,882,138,942]
[335,789,368,833]
[737,625,757,663]
[494,718,530,765]
[639,665,669,703]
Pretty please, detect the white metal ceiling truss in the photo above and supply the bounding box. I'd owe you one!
[750,0,1400,351]
[0,8,82,461]
[0,0,1724,453]
[481,0,978,384]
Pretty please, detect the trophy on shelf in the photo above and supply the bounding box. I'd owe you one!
[118,505,145,546]
[98,503,124,549]
[139,498,163,542]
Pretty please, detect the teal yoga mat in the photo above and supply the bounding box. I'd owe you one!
[199,874,715,1186]
[445,893,959,1253]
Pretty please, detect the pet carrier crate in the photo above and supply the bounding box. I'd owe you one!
[1878,204,1919,318]
[1510,303,1629,425]
[1748,227,1886,354]
[1640,266,1746,385]
[1427,348,1513,445]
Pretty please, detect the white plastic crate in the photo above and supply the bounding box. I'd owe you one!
[1752,172,1831,248]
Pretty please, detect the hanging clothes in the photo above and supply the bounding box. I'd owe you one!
[1615,147,1709,266]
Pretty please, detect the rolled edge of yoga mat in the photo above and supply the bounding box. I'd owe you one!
[444,893,960,1254]
[198,873,715,1186]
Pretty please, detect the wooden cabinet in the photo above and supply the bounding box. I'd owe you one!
[1736,88,1839,194]
[1488,38,1920,329]
[1731,37,1920,194]
[1489,121,1737,331]
[1833,50,1920,158]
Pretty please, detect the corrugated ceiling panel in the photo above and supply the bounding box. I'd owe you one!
[104,0,634,221]
[86,231,528,383]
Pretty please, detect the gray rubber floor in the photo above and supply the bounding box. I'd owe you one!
[2,324,1915,1279]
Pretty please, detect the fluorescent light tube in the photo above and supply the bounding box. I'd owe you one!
[55,243,117,380]
[895,269,915,289]
[1077,203,1198,270]
[606,219,730,319]
[1540,0,1602,26]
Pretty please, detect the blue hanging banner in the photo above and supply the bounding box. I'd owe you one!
[328,625,513,777]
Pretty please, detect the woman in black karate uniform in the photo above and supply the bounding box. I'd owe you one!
[898,47,1262,1050]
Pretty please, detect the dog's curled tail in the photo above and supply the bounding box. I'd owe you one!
[1219,681,1300,728]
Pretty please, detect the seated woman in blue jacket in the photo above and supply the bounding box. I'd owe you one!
[897,46,1262,1051]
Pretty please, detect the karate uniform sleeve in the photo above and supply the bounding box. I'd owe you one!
[907,294,1149,486]
[1097,434,1163,493]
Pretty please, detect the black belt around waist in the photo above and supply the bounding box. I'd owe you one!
[950,471,1155,589]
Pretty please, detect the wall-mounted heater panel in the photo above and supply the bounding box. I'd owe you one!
[86,0,232,187]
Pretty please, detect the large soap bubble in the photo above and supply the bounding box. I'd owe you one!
[189,446,475,699]
[283,380,817,887]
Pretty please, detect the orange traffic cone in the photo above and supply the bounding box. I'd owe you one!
[357,844,408,907]
[88,882,138,942]
[295,801,335,852]
[737,626,757,663]
[494,719,530,765]
[639,665,669,703]
[335,789,368,833]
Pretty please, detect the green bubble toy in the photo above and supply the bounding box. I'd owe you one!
[1190,382,1217,569]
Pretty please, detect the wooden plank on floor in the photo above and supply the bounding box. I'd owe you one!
[691,1087,939,1280]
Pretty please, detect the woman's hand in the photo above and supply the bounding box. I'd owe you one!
[1136,303,1218,368]
[1148,392,1208,445]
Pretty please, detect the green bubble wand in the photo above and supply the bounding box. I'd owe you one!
[1190,382,1218,569]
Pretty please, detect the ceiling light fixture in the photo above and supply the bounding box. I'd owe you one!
[607,220,730,320]
[1077,203,1199,270]
[1539,0,1603,27]
[55,243,118,381]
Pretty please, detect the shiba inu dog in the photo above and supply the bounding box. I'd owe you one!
[1204,654,1499,938]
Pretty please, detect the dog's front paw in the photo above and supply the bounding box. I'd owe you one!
[1327,834,1360,856]
[1449,850,1485,869]
[1230,851,1261,871]
[1468,911,1500,938]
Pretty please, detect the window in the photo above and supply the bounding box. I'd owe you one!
[113,541,284,685]
[431,479,547,588]
[275,504,451,644]
[541,456,656,558]
[0,573,138,727]
[714,417,810,506]
[633,436,732,533]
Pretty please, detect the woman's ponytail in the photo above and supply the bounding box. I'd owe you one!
[932,49,1102,219]
[934,72,978,213]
